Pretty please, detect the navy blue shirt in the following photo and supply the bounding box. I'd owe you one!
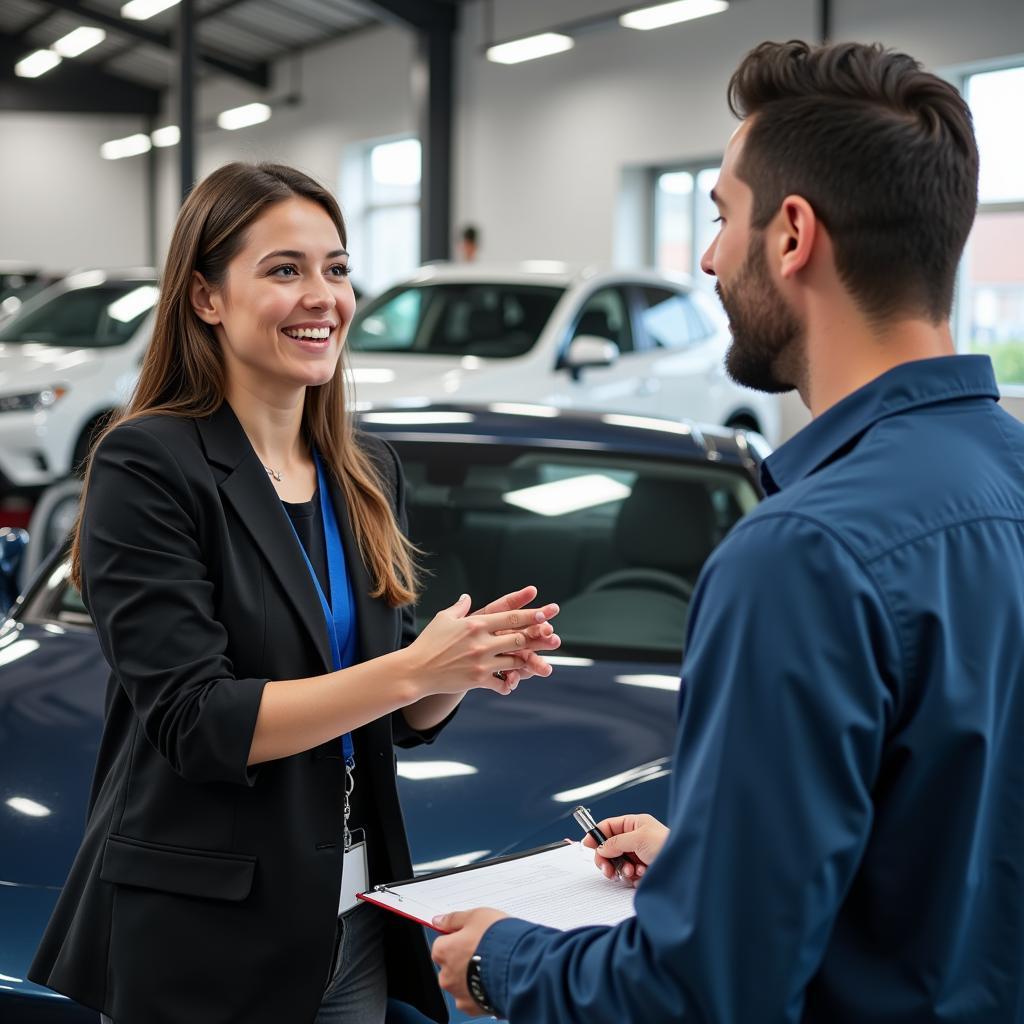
[479,355,1024,1023]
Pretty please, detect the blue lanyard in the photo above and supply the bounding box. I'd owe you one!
[286,451,357,766]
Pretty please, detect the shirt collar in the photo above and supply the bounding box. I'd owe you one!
[761,355,999,495]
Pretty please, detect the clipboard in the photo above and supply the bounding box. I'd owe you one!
[358,841,637,933]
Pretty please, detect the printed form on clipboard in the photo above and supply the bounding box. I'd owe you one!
[358,841,637,933]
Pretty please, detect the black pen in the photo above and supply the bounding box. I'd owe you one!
[573,804,631,882]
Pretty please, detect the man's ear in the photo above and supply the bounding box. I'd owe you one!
[190,271,221,326]
[774,195,817,280]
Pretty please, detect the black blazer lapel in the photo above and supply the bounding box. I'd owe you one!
[196,403,332,672]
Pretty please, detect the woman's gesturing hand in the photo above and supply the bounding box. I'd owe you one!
[408,590,560,696]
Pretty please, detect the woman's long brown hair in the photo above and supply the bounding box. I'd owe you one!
[70,161,418,606]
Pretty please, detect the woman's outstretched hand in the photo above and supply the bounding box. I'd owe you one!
[406,587,560,697]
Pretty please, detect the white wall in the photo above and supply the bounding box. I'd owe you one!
[154,25,416,263]
[0,112,151,269]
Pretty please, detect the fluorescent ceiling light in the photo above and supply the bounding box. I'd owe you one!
[396,760,479,781]
[544,655,595,667]
[100,133,152,160]
[217,102,272,130]
[121,0,180,20]
[15,50,61,78]
[503,474,631,517]
[107,285,159,323]
[487,32,574,65]
[5,796,51,817]
[52,26,106,57]
[150,124,180,147]
[620,0,729,30]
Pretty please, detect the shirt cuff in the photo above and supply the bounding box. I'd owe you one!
[477,917,543,1017]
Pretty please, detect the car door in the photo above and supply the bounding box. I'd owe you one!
[631,284,725,424]
[548,285,660,415]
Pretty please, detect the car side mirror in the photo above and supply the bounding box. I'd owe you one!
[563,335,619,381]
[0,527,29,615]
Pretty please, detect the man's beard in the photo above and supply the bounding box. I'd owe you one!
[716,235,802,394]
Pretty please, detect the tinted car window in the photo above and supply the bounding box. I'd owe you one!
[0,282,157,348]
[396,442,757,661]
[638,286,714,349]
[571,287,634,354]
[348,283,563,358]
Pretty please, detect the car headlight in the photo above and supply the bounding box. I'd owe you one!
[0,387,68,414]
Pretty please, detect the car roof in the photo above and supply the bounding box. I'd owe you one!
[404,261,696,292]
[358,402,765,478]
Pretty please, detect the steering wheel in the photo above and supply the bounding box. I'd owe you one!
[583,567,694,601]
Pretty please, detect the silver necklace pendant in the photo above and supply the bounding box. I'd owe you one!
[264,466,282,482]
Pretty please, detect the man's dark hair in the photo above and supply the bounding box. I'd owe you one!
[728,40,979,323]
[461,224,479,245]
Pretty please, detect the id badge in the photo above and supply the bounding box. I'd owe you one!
[338,828,368,915]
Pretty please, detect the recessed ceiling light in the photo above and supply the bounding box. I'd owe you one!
[121,0,181,21]
[52,26,106,58]
[620,0,729,31]
[15,50,61,79]
[217,102,272,130]
[486,33,574,65]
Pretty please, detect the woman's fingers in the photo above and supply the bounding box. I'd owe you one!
[473,586,538,616]
[475,604,559,634]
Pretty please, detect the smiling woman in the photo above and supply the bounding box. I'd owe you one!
[27,163,561,1024]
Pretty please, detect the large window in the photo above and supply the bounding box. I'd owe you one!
[958,65,1024,387]
[652,164,720,292]
[343,136,421,297]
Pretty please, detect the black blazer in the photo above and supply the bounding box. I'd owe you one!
[29,402,451,1024]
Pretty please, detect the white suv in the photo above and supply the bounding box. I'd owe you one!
[0,269,158,495]
[346,263,780,444]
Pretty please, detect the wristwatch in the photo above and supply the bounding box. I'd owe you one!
[466,953,498,1015]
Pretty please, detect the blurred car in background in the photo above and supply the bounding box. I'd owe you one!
[0,405,763,1021]
[0,263,62,324]
[347,262,780,445]
[0,269,158,498]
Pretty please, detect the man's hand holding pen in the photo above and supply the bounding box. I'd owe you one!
[582,813,670,886]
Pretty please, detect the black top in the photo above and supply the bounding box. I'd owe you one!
[282,490,367,846]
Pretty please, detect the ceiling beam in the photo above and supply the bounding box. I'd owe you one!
[34,0,269,86]
[358,0,456,32]
[0,31,159,114]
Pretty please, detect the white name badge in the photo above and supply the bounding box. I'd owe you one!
[339,837,369,915]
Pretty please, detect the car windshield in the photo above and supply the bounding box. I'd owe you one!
[19,439,758,662]
[347,282,564,358]
[0,280,157,348]
[395,440,757,661]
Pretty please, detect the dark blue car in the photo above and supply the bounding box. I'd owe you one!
[0,405,764,1021]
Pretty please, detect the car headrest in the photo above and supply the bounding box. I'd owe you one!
[615,478,717,571]
[575,309,613,340]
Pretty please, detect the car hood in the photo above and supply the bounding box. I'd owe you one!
[0,618,680,887]
[0,624,107,888]
[347,352,508,406]
[0,344,106,394]
[397,659,680,871]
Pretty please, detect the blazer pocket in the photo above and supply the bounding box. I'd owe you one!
[100,833,257,902]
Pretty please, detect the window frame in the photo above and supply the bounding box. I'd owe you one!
[953,58,1024,395]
